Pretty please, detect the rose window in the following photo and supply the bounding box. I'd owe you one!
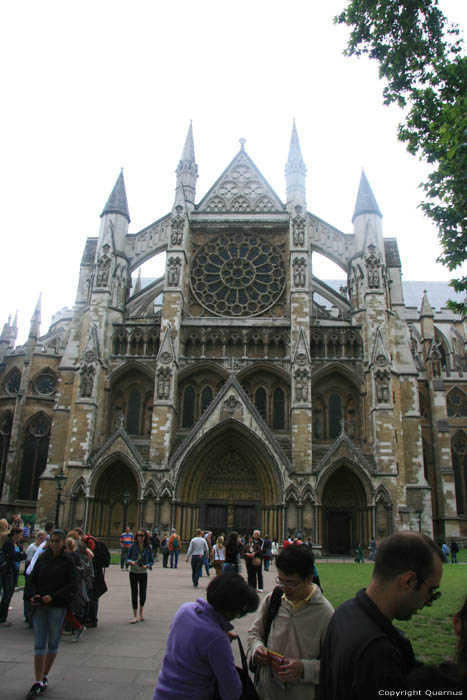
[190,233,286,317]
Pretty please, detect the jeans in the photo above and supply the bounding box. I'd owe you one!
[129,572,148,609]
[264,558,271,571]
[33,605,66,655]
[170,550,179,568]
[191,556,204,587]
[0,571,15,623]
[120,547,130,569]
[162,550,169,568]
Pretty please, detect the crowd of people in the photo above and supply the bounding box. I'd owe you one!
[0,515,466,699]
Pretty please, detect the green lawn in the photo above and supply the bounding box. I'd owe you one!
[317,561,466,665]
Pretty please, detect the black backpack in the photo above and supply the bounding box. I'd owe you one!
[88,537,111,568]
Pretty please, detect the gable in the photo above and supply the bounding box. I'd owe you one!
[197,149,285,214]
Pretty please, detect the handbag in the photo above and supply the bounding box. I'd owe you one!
[251,557,261,567]
[213,636,260,700]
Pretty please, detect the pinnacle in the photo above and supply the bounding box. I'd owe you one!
[101,170,130,223]
[352,170,382,222]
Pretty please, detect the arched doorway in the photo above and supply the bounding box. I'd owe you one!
[89,460,139,540]
[176,424,282,540]
[322,465,369,554]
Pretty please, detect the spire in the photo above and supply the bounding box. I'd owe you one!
[285,119,307,207]
[352,170,382,223]
[420,290,434,318]
[101,169,130,223]
[176,121,198,208]
[9,311,18,348]
[29,294,41,341]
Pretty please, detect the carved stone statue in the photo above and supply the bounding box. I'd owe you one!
[157,367,172,400]
[293,257,307,287]
[292,206,306,247]
[167,257,182,287]
[170,205,185,246]
[80,365,95,398]
[294,368,309,402]
[375,370,390,403]
[365,245,381,289]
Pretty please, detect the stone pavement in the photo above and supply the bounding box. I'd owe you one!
[0,560,279,700]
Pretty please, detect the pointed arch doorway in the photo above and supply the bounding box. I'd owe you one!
[89,460,138,540]
[321,465,370,555]
[176,425,283,540]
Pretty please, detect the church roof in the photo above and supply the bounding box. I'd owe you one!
[101,170,130,222]
[321,279,464,311]
[352,170,382,222]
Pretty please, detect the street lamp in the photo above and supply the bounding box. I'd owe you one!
[54,468,67,528]
[122,490,130,529]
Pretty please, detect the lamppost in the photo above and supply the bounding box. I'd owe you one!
[123,490,130,529]
[54,468,67,528]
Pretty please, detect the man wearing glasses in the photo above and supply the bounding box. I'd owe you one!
[248,544,334,699]
[319,532,444,700]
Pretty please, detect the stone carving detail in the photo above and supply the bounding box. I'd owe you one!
[170,205,185,246]
[156,367,172,400]
[167,257,182,287]
[199,153,282,213]
[294,368,310,402]
[292,206,306,247]
[223,395,241,414]
[375,369,391,404]
[293,257,307,287]
[365,244,382,289]
[431,343,443,377]
[80,365,96,398]
[96,244,111,287]
[159,351,172,364]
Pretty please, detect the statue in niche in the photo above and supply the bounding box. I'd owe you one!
[293,257,307,287]
[170,205,185,246]
[80,365,95,398]
[365,244,381,289]
[375,374,389,403]
[294,369,308,402]
[96,256,111,287]
[157,367,171,400]
[347,415,355,438]
[292,206,306,247]
[167,257,181,286]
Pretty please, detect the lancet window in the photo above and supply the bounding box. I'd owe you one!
[18,414,51,501]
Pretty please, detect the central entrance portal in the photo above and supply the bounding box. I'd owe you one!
[177,425,282,540]
[322,465,369,555]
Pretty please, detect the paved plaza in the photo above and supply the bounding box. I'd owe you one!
[0,560,279,700]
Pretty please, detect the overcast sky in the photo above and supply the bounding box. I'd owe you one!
[1,0,465,344]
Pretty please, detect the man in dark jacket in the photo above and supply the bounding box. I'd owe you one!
[319,532,444,700]
[0,527,27,626]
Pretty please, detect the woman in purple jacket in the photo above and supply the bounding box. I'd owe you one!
[154,573,259,700]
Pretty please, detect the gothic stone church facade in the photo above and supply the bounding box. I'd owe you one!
[1,123,466,553]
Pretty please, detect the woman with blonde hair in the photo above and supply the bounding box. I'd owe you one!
[211,536,225,576]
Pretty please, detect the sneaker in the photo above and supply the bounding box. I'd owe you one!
[72,626,86,642]
[42,676,48,688]
[25,682,46,699]
[0,621,12,627]
[257,588,264,592]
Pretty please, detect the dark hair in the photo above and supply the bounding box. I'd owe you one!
[10,527,23,537]
[207,573,259,618]
[136,530,150,548]
[225,531,240,560]
[51,529,66,540]
[45,521,55,534]
[276,544,315,579]
[373,532,443,584]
